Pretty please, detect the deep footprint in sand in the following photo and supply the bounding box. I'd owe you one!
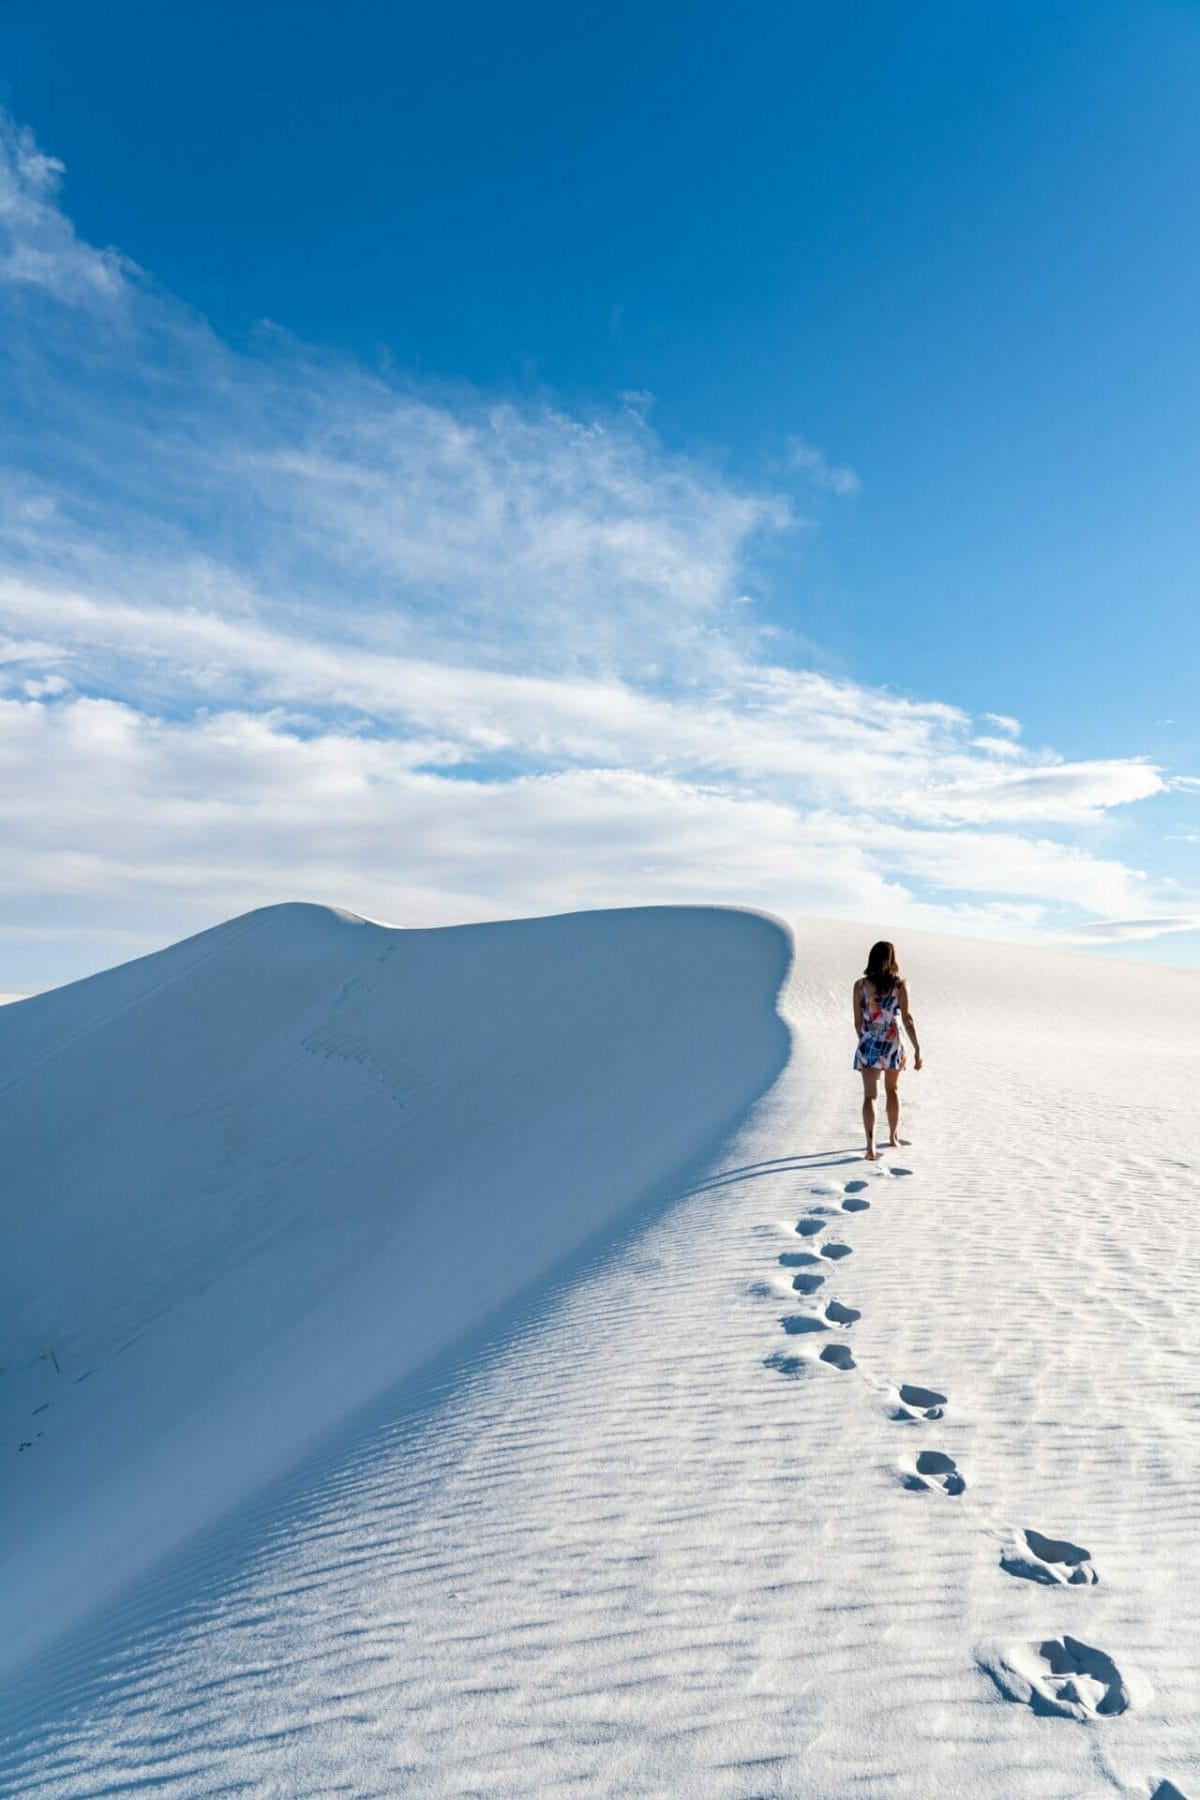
[791,1272,826,1295]
[978,1635,1148,1720]
[842,1196,870,1213]
[763,1351,806,1378]
[780,1251,821,1267]
[901,1449,966,1496]
[795,1217,827,1238]
[888,1166,913,1177]
[781,1314,829,1336]
[892,1383,947,1422]
[844,1179,869,1193]
[820,1242,852,1260]
[819,1343,855,1371]
[823,1299,860,1327]
[1001,1529,1098,1587]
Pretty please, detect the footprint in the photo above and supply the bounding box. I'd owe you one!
[978,1635,1148,1720]
[842,1197,870,1213]
[819,1343,855,1371]
[781,1314,828,1335]
[1151,1782,1189,1800]
[779,1251,821,1268]
[763,1351,806,1378]
[792,1272,826,1295]
[892,1383,947,1422]
[795,1217,826,1238]
[820,1242,852,1261]
[889,1166,913,1178]
[844,1179,869,1193]
[1001,1529,1098,1587]
[746,1281,776,1298]
[823,1300,860,1327]
[901,1449,966,1496]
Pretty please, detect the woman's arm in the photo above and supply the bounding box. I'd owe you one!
[899,980,923,1068]
[852,978,864,1036]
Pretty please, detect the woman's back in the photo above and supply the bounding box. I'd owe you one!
[854,977,905,1069]
[862,978,900,1018]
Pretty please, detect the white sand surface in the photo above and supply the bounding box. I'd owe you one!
[0,907,1196,1799]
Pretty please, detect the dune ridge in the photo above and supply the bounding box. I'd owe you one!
[0,902,791,1688]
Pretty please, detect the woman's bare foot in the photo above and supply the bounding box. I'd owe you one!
[888,1135,910,1148]
[864,1147,879,1161]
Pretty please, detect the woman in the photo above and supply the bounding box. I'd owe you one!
[853,941,922,1161]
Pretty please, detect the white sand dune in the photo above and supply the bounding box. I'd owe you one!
[0,907,1197,1799]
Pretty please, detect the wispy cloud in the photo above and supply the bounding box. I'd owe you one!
[1053,917,1200,945]
[0,113,129,303]
[0,108,1195,989]
[787,437,862,497]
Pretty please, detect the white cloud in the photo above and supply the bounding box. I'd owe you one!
[0,693,1170,944]
[969,734,1023,759]
[0,576,1165,827]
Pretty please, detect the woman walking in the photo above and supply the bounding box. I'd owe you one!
[853,941,921,1161]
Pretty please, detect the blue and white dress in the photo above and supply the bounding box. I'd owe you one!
[854,982,906,1071]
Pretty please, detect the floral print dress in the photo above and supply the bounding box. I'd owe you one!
[854,982,906,1071]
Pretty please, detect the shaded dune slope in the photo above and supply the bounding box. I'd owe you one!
[0,902,792,1683]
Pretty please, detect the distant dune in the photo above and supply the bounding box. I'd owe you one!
[2,911,1198,1799]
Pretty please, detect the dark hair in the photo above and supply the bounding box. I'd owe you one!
[864,940,901,996]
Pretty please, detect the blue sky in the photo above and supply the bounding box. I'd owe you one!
[1,0,1199,990]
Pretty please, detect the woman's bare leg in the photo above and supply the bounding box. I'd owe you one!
[861,1070,881,1159]
[885,1069,902,1146]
